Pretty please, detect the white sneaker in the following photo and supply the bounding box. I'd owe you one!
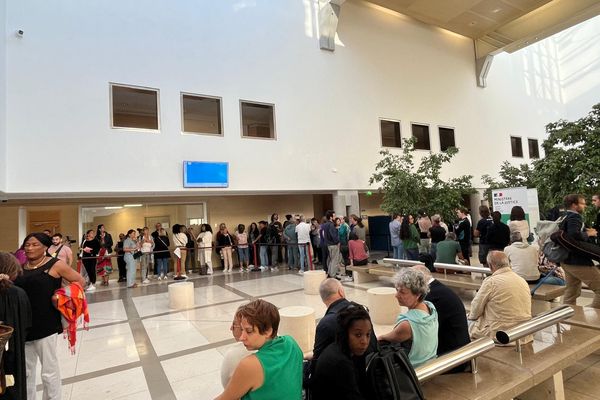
[249,264,254,269]
[207,268,213,275]
[159,274,165,280]
[341,276,353,282]
[298,270,304,275]
[142,279,150,284]
[85,284,96,292]
[181,274,188,278]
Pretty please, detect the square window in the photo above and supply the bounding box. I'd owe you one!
[111,84,159,130]
[380,119,401,148]
[528,138,540,159]
[439,127,455,151]
[181,94,222,135]
[411,123,430,150]
[511,136,523,158]
[241,101,275,139]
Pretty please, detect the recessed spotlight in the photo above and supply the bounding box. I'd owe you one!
[104,206,123,210]
[492,8,502,13]
[124,204,143,207]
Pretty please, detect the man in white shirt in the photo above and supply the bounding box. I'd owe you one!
[504,231,540,282]
[48,233,73,266]
[296,216,312,273]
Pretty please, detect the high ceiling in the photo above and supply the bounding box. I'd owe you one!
[366,0,600,55]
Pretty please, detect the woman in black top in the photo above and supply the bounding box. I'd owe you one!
[81,229,100,290]
[248,222,259,269]
[311,305,374,400]
[115,233,127,282]
[15,233,84,400]
[0,252,31,400]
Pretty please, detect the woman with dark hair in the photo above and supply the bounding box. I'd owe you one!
[15,232,84,400]
[154,228,171,280]
[0,252,31,400]
[508,205,530,243]
[348,232,369,268]
[215,299,303,400]
[197,224,214,275]
[235,224,250,272]
[349,214,366,241]
[311,304,374,400]
[248,222,259,270]
[81,229,100,291]
[400,214,420,261]
[173,224,189,279]
[217,223,234,273]
[123,229,141,288]
[96,224,114,287]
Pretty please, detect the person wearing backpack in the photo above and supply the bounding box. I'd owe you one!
[310,305,374,400]
[562,194,600,308]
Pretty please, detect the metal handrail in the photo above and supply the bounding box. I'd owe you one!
[433,263,492,275]
[382,258,425,268]
[415,337,495,382]
[495,305,575,347]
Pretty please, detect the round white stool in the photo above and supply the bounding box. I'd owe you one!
[367,287,402,325]
[303,270,327,295]
[278,306,316,353]
[168,282,195,309]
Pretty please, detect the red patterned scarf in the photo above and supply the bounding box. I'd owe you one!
[52,282,90,354]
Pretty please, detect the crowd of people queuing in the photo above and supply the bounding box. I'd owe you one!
[2,193,600,399]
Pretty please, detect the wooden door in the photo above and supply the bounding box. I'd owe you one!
[28,210,61,235]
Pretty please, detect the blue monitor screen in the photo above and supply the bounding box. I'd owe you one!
[183,161,229,188]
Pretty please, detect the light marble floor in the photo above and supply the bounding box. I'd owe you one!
[31,266,600,400]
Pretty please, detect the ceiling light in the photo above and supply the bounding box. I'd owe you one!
[104,206,123,210]
[492,8,502,13]
[124,204,143,207]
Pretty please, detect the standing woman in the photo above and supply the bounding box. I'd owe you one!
[508,206,530,243]
[123,229,140,288]
[15,233,84,400]
[310,218,321,264]
[217,223,234,273]
[173,225,189,279]
[197,224,214,275]
[139,227,155,284]
[115,233,127,283]
[81,229,100,291]
[153,228,171,280]
[349,214,366,242]
[248,222,259,269]
[235,224,250,272]
[95,224,114,254]
[0,252,32,400]
[96,224,113,287]
[400,215,420,261]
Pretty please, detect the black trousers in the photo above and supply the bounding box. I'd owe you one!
[117,255,127,279]
[82,258,96,284]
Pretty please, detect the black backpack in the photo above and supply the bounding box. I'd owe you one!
[366,343,425,400]
[418,253,434,272]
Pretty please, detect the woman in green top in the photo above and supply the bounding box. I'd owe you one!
[378,268,438,367]
[215,299,303,400]
[400,214,420,261]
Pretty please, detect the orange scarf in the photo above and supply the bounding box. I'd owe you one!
[52,282,90,354]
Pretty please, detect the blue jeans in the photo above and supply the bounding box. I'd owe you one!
[238,247,249,266]
[540,274,565,286]
[260,245,269,267]
[298,243,309,271]
[406,248,419,261]
[156,258,169,276]
[287,243,298,268]
[430,242,438,262]
[392,244,404,259]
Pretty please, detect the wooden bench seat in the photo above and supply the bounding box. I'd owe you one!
[422,324,600,400]
[565,305,600,330]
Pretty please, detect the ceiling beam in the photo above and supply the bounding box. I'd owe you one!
[319,0,346,51]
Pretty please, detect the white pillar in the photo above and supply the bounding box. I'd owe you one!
[332,190,360,218]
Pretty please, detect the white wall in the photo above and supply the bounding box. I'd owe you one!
[0,0,7,193]
[3,0,597,196]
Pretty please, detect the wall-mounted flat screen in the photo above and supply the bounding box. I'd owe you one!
[183,161,229,188]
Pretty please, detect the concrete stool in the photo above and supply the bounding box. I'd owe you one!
[278,306,316,353]
[367,287,402,325]
[168,281,195,309]
[303,270,327,295]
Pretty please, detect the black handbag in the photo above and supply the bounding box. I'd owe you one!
[133,250,143,259]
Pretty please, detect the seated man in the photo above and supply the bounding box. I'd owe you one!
[468,251,531,339]
[435,232,464,267]
[412,265,470,367]
[504,231,541,283]
[308,278,377,366]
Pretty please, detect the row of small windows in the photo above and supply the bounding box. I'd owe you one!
[380,119,456,151]
[110,84,276,139]
[511,136,539,159]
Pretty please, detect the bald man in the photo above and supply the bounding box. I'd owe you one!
[413,265,470,364]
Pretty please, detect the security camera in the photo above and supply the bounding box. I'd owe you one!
[16,30,24,37]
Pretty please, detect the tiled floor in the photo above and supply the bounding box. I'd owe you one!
[33,263,600,400]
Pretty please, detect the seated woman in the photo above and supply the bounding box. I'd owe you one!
[215,299,303,400]
[311,305,374,400]
[378,268,438,367]
[220,306,255,388]
[348,233,369,267]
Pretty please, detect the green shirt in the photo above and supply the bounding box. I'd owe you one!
[242,335,303,400]
[396,301,438,367]
[402,225,420,250]
[435,240,461,264]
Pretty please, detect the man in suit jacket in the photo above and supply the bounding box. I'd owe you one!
[413,265,470,371]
